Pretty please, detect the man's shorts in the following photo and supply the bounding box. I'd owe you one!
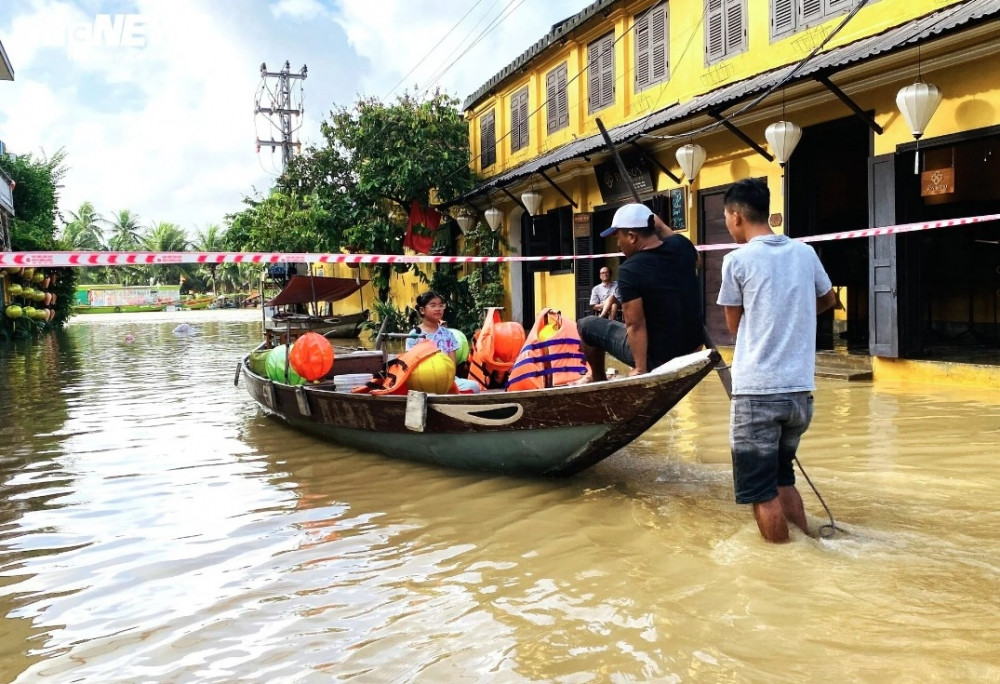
[730,392,814,504]
[578,316,635,367]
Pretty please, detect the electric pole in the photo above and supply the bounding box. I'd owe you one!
[255,61,307,170]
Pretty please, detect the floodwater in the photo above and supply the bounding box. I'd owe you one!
[0,309,998,683]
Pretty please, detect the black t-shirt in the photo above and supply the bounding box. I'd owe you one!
[616,234,703,367]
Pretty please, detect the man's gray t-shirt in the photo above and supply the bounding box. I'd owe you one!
[717,234,832,395]
[590,281,618,306]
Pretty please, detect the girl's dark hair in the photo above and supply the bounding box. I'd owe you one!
[415,291,443,311]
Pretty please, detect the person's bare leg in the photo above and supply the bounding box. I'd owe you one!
[577,339,606,383]
[609,301,619,320]
[778,485,808,535]
[599,297,613,318]
[751,498,790,543]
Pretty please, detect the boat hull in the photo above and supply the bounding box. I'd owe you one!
[71,304,168,314]
[240,349,718,476]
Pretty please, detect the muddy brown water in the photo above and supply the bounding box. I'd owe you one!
[0,309,998,682]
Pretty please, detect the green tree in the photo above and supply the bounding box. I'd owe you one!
[229,90,477,305]
[103,209,144,285]
[0,150,78,339]
[62,201,106,250]
[193,223,226,294]
[141,221,191,286]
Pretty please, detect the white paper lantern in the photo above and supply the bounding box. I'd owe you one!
[764,120,802,167]
[456,214,474,234]
[896,82,942,140]
[521,190,543,217]
[484,206,503,232]
[675,144,707,183]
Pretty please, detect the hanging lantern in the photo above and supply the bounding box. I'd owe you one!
[764,121,802,167]
[456,213,474,234]
[675,144,707,183]
[484,206,503,232]
[896,82,942,140]
[521,190,542,217]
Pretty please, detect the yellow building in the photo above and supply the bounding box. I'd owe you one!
[456,0,1000,387]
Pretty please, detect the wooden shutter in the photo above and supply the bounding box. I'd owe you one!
[547,63,569,133]
[634,13,651,91]
[772,0,795,39]
[599,34,615,109]
[650,4,669,83]
[705,0,725,63]
[799,0,825,25]
[510,87,528,153]
[587,39,602,113]
[825,0,853,12]
[724,0,745,55]
[480,110,496,168]
[868,153,898,357]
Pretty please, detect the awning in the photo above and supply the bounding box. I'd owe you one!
[266,275,368,306]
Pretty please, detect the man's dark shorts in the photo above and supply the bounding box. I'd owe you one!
[730,392,814,504]
[578,316,635,367]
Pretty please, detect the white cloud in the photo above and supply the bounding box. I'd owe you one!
[270,0,329,21]
[0,0,590,238]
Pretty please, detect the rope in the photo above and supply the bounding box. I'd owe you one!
[793,456,845,539]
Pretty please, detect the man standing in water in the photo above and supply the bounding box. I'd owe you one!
[717,179,836,543]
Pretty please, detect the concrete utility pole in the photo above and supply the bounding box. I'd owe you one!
[255,61,307,170]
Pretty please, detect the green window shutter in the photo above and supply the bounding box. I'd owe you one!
[772,0,796,39]
[650,4,669,83]
[705,0,725,64]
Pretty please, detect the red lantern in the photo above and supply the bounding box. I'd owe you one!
[493,321,526,363]
[289,332,335,381]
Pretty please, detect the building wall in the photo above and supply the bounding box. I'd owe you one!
[463,0,999,344]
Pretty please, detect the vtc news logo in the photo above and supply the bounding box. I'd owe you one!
[67,14,149,49]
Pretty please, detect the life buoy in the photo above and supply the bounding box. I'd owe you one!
[351,339,458,395]
[506,309,588,391]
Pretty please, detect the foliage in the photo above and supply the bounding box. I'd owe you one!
[229,90,477,301]
[142,222,193,287]
[360,298,411,343]
[193,224,226,293]
[0,151,78,340]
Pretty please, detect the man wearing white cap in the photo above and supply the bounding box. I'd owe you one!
[576,203,703,382]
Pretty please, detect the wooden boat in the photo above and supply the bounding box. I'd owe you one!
[263,275,370,344]
[237,345,719,477]
[71,303,168,314]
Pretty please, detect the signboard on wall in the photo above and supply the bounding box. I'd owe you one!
[669,187,686,231]
[573,212,592,237]
[921,167,955,197]
[593,153,654,203]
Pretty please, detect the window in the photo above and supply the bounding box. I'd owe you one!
[705,0,746,65]
[635,3,669,92]
[526,206,574,273]
[771,0,856,41]
[510,87,529,153]
[587,32,615,114]
[480,110,496,169]
[545,62,569,134]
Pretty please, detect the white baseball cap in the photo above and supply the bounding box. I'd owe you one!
[600,203,653,237]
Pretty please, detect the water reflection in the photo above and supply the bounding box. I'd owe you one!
[0,310,998,681]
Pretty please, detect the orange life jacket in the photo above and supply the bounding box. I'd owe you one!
[506,309,589,391]
[468,308,524,390]
[351,339,457,395]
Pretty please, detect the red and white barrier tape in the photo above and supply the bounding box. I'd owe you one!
[1,213,997,267]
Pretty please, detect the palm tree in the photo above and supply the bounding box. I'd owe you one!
[104,209,144,285]
[142,221,191,286]
[62,201,105,284]
[62,201,105,250]
[193,224,226,295]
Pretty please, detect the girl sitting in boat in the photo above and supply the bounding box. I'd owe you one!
[408,291,480,393]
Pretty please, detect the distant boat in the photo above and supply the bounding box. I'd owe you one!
[263,275,370,344]
[71,303,168,314]
[181,295,215,310]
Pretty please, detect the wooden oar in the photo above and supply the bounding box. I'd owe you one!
[595,118,733,398]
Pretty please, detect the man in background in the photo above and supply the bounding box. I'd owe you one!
[590,265,619,319]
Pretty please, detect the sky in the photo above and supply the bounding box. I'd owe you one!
[0,0,587,239]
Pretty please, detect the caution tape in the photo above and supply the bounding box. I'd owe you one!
[1,213,997,267]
